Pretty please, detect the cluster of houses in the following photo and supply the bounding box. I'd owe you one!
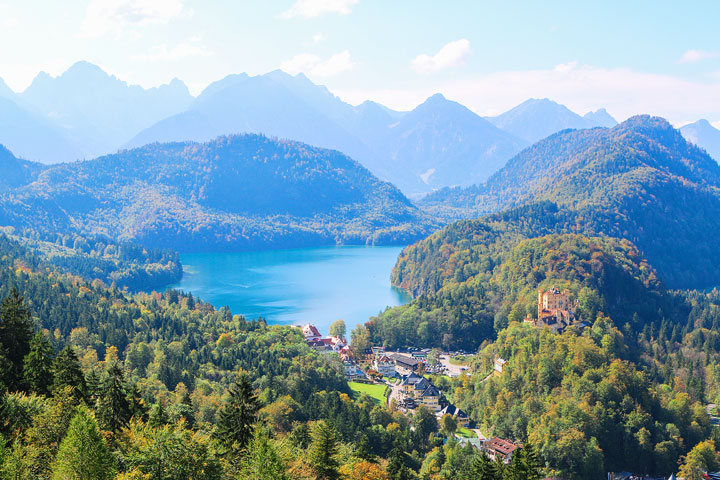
[372,352,421,376]
[298,324,523,464]
[298,324,364,379]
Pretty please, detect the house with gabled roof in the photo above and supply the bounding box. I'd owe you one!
[400,372,424,398]
[419,384,441,410]
[301,324,322,342]
[439,403,470,427]
[483,437,520,463]
[391,353,419,374]
[373,354,396,377]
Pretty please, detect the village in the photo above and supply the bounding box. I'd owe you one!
[296,322,522,465]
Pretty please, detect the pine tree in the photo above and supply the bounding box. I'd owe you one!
[355,434,376,463]
[289,421,311,449]
[172,391,195,429]
[308,421,340,480]
[238,429,289,480]
[216,374,261,454]
[50,406,115,480]
[472,451,501,480]
[387,445,404,477]
[514,443,543,480]
[127,382,147,422]
[52,346,87,400]
[97,363,133,433]
[0,289,34,391]
[148,403,169,427]
[23,333,54,395]
[387,443,414,480]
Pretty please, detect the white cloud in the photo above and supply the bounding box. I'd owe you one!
[280,0,358,19]
[312,33,326,44]
[713,121,720,130]
[0,17,18,29]
[132,37,213,62]
[281,50,354,77]
[678,49,719,64]
[334,63,720,126]
[80,0,187,38]
[553,61,578,73]
[0,3,19,29]
[411,39,471,74]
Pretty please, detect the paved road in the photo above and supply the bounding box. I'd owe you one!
[386,378,402,407]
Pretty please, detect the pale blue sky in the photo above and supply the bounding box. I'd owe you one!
[0,0,718,124]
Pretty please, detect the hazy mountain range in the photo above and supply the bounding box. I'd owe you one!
[0,61,627,196]
[680,119,720,162]
[487,98,618,144]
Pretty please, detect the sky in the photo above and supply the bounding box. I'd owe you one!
[0,0,719,126]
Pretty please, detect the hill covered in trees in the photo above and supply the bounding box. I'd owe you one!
[369,231,674,350]
[421,116,720,289]
[0,228,181,291]
[0,134,435,251]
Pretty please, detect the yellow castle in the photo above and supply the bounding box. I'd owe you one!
[524,287,576,333]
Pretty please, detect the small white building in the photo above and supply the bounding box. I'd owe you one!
[494,358,507,376]
[373,355,396,377]
[301,324,322,342]
[343,360,362,379]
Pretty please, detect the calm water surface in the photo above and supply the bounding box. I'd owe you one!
[170,246,411,335]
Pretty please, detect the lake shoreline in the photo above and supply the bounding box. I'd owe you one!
[168,245,411,336]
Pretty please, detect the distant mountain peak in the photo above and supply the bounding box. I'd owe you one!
[680,118,720,163]
[489,97,593,143]
[584,108,618,128]
[65,60,107,76]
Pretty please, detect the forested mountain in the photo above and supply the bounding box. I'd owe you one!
[487,98,616,143]
[20,61,193,160]
[0,145,44,190]
[681,119,720,162]
[1,227,181,291]
[421,116,720,288]
[370,230,672,350]
[0,135,434,251]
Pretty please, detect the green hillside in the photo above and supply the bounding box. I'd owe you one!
[369,231,675,350]
[421,116,720,289]
[0,134,436,251]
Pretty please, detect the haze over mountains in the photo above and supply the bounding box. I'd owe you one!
[0,61,630,196]
[680,119,720,162]
[0,134,433,250]
[486,98,618,143]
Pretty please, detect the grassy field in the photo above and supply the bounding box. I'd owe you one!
[456,427,475,438]
[449,356,470,366]
[348,382,388,404]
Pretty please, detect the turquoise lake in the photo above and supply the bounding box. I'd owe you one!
[170,246,411,335]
